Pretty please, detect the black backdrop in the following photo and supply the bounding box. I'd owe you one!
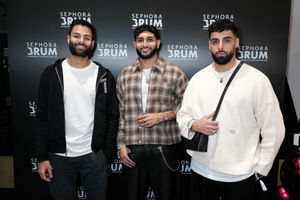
[7,0,290,199]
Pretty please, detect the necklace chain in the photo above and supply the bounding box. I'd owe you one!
[213,68,231,83]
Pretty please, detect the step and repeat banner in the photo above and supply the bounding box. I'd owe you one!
[8,0,290,199]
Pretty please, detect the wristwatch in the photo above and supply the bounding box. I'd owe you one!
[163,112,168,121]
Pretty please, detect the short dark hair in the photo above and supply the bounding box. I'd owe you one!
[68,19,97,42]
[208,19,239,39]
[133,24,161,40]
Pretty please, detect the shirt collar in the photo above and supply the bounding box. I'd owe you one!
[132,57,166,74]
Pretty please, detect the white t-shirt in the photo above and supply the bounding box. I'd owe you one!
[141,68,151,113]
[56,59,98,157]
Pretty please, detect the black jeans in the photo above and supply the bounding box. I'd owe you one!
[124,144,180,200]
[189,170,257,200]
[48,151,107,200]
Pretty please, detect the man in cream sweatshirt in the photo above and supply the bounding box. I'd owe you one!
[177,19,285,200]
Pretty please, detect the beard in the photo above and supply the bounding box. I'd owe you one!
[136,47,158,59]
[69,41,93,58]
[211,50,234,65]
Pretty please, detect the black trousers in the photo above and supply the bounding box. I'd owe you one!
[124,144,180,200]
[48,151,107,200]
[189,170,257,200]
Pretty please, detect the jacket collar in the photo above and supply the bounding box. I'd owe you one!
[54,58,108,87]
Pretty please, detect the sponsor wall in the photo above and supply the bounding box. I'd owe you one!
[7,0,290,199]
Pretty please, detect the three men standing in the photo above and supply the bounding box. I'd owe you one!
[36,18,285,200]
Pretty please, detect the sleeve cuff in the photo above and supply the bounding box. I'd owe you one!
[117,144,126,150]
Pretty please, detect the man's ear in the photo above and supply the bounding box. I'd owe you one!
[235,37,240,48]
[157,39,161,49]
[67,35,70,45]
[91,40,95,49]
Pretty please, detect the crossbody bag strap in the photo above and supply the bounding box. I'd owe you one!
[211,61,243,121]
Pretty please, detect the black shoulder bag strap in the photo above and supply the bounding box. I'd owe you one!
[211,61,244,120]
[187,61,244,152]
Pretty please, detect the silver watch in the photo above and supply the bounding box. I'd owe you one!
[163,112,168,121]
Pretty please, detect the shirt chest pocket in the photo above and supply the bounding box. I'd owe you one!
[151,77,173,104]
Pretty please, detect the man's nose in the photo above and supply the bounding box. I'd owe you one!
[78,36,84,44]
[218,41,224,50]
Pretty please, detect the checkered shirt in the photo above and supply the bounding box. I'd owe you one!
[116,57,189,147]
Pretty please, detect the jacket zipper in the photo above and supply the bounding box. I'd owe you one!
[55,67,64,96]
[55,67,67,156]
[92,70,107,153]
[96,71,107,92]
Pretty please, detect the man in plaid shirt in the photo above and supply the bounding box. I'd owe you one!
[116,24,189,200]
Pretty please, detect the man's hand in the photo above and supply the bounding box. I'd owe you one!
[191,112,219,135]
[136,113,162,128]
[119,146,135,168]
[38,160,53,182]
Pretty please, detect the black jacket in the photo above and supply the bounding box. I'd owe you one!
[36,59,119,162]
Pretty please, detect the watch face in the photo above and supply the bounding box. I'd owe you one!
[163,112,168,121]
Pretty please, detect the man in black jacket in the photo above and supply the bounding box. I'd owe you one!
[36,19,119,200]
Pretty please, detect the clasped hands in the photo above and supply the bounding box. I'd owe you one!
[136,113,162,128]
